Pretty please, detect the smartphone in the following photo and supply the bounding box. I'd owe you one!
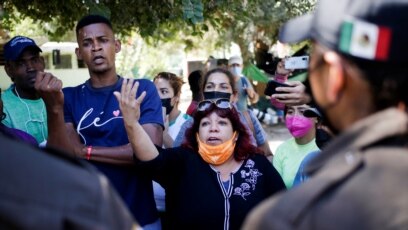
[264,80,291,96]
[285,56,309,69]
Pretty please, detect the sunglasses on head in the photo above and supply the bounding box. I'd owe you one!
[197,98,232,112]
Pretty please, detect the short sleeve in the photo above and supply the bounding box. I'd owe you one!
[173,118,193,147]
[136,79,164,128]
[62,87,75,124]
[248,110,267,145]
[242,76,254,89]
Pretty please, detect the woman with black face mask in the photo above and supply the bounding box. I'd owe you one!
[154,72,191,148]
[153,72,191,228]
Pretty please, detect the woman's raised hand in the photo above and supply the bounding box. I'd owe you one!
[114,78,159,161]
[114,78,146,124]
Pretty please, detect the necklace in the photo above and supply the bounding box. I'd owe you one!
[14,87,47,142]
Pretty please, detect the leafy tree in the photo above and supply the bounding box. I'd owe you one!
[1,0,316,77]
[2,1,315,44]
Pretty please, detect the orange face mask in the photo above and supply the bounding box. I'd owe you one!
[196,131,238,165]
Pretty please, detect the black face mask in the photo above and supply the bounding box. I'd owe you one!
[160,98,173,115]
[315,128,332,149]
[203,91,231,101]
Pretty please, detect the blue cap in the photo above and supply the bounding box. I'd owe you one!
[3,36,42,61]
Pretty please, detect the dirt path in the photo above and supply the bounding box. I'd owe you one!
[262,122,291,154]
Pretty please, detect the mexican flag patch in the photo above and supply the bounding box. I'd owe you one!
[339,17,392,61]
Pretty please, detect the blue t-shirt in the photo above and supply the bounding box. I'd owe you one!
[292,150,321,187]
[236,76,252,111]
[63,77,163,226]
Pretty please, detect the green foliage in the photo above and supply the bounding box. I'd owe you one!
[1,0,316,67]
[243,63,269,83]
[2,0,315,42]
[182,0,204,24]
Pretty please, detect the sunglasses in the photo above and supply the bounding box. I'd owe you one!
[197,98,232,112]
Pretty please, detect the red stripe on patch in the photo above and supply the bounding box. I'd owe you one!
[375,27,392,61]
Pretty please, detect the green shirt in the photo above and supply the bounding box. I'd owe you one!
[273,137,319,188]
[2,86,48,145]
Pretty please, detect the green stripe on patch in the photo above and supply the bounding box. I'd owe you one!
[339,21,354,53]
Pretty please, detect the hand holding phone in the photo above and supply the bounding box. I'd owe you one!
[271,81,311,106]
[264,80,291,96]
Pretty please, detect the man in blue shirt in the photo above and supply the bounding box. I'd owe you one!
[35,15,163,229]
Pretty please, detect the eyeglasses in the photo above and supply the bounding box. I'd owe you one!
[197,98,232,112]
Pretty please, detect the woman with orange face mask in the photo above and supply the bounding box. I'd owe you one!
[114,79,285,230]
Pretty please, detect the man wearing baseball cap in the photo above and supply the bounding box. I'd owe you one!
[2,36,49,146]
[243,0,408,229]
[228,55,259,111]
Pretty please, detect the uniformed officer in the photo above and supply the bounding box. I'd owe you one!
[243,0,408,229]
[0,133,139,229]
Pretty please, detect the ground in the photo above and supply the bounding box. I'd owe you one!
[263,122,291,154]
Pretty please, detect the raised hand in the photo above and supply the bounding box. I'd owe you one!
[114,78,158,161]
[113,78,146,125]
[34,71,64,110]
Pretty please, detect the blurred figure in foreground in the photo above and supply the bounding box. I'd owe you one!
[0,134,138,229]
[244,0,408,229]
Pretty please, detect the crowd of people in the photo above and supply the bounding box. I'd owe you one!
[2,0,408,228]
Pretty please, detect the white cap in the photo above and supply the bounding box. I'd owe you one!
[228,55,243,65]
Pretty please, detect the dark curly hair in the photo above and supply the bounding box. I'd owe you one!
[181,103,263,160]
